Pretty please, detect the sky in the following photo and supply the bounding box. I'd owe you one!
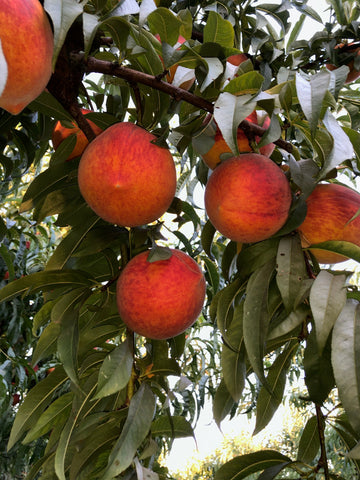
[165,0,331,473]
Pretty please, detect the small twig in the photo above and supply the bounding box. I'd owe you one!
[315,404,330,479]
[68,103,97,142]
[129,81,144,124]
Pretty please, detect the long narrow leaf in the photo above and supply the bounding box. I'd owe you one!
[8,367,68,450]
[103,383,156,479]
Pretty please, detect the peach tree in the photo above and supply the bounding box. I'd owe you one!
[1,0,360,479]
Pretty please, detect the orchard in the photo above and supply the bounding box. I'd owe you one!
[1,0,360,479]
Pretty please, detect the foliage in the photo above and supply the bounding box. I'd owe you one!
[173,400,360,479]
[1,0,360,479]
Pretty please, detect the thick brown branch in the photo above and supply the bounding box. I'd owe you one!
[73,53,214,113]
[71,53,293,153]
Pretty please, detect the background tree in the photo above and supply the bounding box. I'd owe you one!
[1,0,360,479]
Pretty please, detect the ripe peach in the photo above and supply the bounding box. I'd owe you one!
[326,43,360,84]
[201,111,275,170]
[204,153,292,243]
[297,183,360,264]
[0,0,53,114]
[116,249,206,340]
[52,109,103,160]
[78,122,176,227]
[227,53,249,67]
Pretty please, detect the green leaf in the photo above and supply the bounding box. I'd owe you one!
[332,300,360,432]
[49,134,78,166]
[32,322,61,366]
[257,113,281,148]
[296,70,330,137]
[288,157,319,198]
[94,339,133,400]
[44,0,86,69]
[203,11,234,48]
[243,260,275,386]
[267,303,310,341]
[307,240,360,264]
[304,329,335,405]
[237,238,280,280]
[309,270,347,355]
[223,71,265,96]
[7,367,68,450]
[46,214,100,270]
[97,16,131,55]
[216,278,244,340]
[0,269,96,303]
[20,160,78,214]
[202,256,220,293]
[55,412,76,480]
[151,415,194,439]
[257,461,294,480]
[28,90,73,121]
[276,234,307,313]
[147,7,182,46]
[23,393,73,444]
[215,450,292,480]
[254,340,298,435]
[54,372,100,480]
[319,109,354,179]
[293,3,323,23]
[201,219,216,259]
[343,126,360,164]
[297,415,320,464]
[200,57,224,92]
[69,421,120,480]
[213,378,236,428]
[221,304,246,402]
[256,4,290,34]
[151,358,181,377]
[214,93,257,157]
[55,289,91,386]
[286,14,306,52]
[103,383,156,479]
[147,245,172,263]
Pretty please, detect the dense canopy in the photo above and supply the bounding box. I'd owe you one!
[1,0,360,479]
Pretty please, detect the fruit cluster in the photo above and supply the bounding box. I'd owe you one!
[2,2,360,342]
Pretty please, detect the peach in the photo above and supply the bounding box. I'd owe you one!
[201,111,275,170]
[116,249,206,340]
[204,153,292,243]
[297,183,360,264]
[227,53,249,67]
[78,122,176,227]
[0,0,53,114]
[52,109,103,160]
[326,43,360,84]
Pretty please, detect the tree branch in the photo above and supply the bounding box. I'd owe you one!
[315,404,330,479]
[71,53,293,153]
